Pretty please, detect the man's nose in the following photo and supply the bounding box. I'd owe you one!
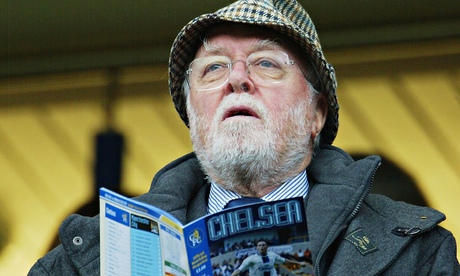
[226,60,253,93]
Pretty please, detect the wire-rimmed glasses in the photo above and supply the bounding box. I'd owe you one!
[186,50,298,92]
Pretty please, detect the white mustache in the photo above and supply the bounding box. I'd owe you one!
[214,94,268,122]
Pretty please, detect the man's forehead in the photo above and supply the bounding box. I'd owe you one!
[202,37,283,54]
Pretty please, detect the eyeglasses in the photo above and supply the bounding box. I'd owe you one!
[186,50,298,92]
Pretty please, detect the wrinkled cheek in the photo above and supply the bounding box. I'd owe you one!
[193,114,217,149]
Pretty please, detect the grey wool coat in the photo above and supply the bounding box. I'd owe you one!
[28,145,460,275]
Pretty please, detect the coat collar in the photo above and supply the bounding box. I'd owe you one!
[306,145,382,263]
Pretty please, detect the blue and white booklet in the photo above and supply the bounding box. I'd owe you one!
[100,188,312,276]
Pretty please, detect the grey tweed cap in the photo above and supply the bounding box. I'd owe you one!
[168,0,339,145]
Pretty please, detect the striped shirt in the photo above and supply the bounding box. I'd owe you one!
[207,170,309,214]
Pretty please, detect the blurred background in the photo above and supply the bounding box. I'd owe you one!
[1,0,459,274]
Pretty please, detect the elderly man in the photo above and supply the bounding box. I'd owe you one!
[29,0,459,275]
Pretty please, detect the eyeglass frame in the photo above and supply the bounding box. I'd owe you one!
[184,50,311,92]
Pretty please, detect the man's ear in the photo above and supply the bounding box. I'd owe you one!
[311,94,328,140]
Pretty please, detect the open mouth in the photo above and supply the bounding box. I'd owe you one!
[223,106,260,120]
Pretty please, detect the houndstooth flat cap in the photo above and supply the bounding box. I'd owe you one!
[168,0,339,145]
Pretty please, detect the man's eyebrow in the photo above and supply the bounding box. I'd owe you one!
[201,38,224,54]
[253,39,283,51]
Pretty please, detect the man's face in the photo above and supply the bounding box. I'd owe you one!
[256,241,268,255]
[186,24,326,196]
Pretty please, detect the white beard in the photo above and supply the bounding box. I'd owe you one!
[187,93,314,194]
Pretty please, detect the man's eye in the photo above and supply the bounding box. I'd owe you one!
[259,60,275,68]
[205,63,226,73]
[254,58,281,69]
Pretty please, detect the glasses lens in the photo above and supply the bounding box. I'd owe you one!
[247,50,292,83]
[188,56,231,91]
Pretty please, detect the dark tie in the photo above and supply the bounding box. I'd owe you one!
[225,197,264,209]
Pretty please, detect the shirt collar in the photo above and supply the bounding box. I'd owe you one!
[207,170,309,214]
